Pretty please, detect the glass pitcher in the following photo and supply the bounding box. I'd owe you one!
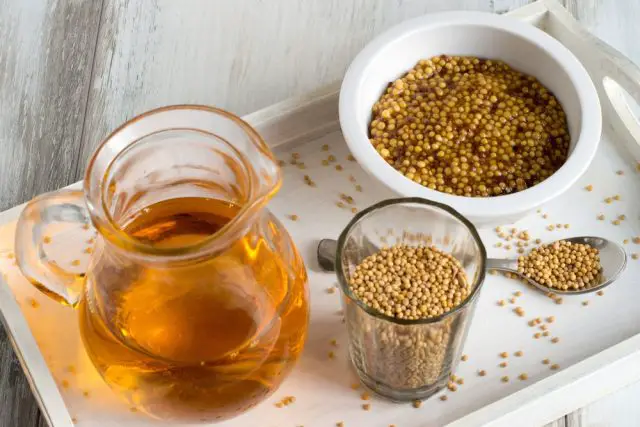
[14,106,309,423]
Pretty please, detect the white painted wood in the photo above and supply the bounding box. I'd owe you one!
[571,382,640,427]
[77,0,494,175]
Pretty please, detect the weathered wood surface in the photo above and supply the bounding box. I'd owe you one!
[1,0,638,425]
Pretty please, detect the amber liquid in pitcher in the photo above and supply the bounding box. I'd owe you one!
[79,197,308,422]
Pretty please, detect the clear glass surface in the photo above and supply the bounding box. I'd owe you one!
[336,198,486,401]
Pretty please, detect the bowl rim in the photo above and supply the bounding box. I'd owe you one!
[339,10,602,218]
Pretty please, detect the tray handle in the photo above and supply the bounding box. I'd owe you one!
[543,0,640,159]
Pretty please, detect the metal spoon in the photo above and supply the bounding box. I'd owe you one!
[316,236,627,295]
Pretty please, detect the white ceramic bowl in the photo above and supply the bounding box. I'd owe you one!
[340,11,601,227]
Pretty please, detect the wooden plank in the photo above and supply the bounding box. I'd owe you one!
[569,382,640,427]
[0,326,46,427]
[77,0,497,177]
[0,0,103,425]
[562,0,640,64]
[0,0,103,211]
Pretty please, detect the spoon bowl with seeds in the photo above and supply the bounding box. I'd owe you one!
[317,236,627,296]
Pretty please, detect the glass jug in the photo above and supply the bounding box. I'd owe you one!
[15,106,309,423]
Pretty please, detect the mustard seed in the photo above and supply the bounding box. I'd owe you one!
[518,373,528,381]
[348,244,469,320]
[440,395,448,401]
[501,376,509,383]
[542,359,550,365]
[478,370,486,377]
[461,354,468,362]
[499,352,508,358]
[369,55,570,197]
[550,364,560,370]
[515,350,523,357]
[551,337,560,343]
[362,403,371,411]
[517,240,602,291]
[597,290,604,296]
[585,185,593,191]
[499,362,508,368]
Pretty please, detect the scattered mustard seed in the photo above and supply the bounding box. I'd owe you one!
[597,290,604,296]
[440,395,448,401]
[551,337,560,344]
[518,373,529,381]
[542,359,550,365]
[582,300,590,306]
[534,333,541,339]
[461,354,468,362]
[515,350,523,357]
[322,144,330,151]
[513,307,525,317]
[362,403,371,411]
[361,392,370,401]
[501,376,509,383]
[585,185,593,191]
[546,316,555,323]
[497,300,506,306]
[616,170,624,175]
[597,214,605,221]
[632,253,639,260]
[478,370,487,377]
[499,352,508,358]
[499,362,508,368]
[550,364,560,370]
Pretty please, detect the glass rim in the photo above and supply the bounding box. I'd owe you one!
[335,197,487,325]
[82,104,281,258]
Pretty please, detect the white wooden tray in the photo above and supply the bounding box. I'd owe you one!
[1,1,640,426]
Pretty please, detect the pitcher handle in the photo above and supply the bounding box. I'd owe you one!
[15,190,93,307]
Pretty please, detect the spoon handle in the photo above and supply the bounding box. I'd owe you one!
[486,258,518,273]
